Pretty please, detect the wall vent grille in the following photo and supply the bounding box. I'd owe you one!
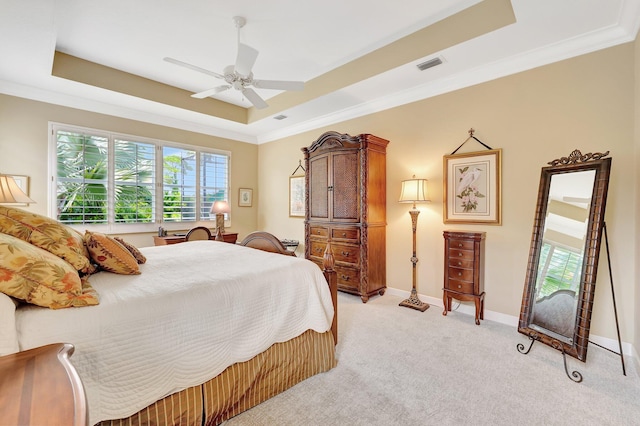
[417,57,443,71]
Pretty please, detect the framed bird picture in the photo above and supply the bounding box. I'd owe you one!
[443,149,502,225]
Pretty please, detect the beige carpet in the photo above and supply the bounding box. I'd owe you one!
[226,292,640,425]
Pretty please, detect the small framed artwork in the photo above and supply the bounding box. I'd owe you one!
[443,149,502,225]
[289,176,305,217]
[238,188,253,207]
[11,175,30,206]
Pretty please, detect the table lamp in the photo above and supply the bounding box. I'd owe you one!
[0,175,35,205]
[210,201,230,234]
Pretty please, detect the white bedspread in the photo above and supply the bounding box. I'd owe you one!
[13,241,334,425]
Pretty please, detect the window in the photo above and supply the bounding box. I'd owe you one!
[51,123,230,232]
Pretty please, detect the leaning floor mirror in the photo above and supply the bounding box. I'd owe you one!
[518,149,611,364]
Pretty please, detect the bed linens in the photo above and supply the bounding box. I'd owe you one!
[13,240,334,425]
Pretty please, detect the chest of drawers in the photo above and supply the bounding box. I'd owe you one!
[307,223,385,301]
[442,230,486,325]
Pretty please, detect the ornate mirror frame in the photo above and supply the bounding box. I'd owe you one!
[518,150,611,361]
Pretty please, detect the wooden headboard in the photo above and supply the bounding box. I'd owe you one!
[238,231,295,256]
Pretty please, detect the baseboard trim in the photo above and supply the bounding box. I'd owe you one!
[385,287,637,359]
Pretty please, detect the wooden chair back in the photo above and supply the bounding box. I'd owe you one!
[185,226,211,241]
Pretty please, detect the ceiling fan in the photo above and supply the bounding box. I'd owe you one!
[164,16,304,109]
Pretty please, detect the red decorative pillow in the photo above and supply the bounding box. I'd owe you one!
[85,231,140,275]
[114,237,146,264]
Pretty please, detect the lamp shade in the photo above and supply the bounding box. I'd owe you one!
[0,175,35,204]
[399,177,429,204]
[210,200,230,214]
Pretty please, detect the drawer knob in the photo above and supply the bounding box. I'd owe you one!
[342,251,350,256]
[458,261,462,266]
[317,230,321,234]
[458,253,462,257]
[458,243,463,247]
[458,272,462,276]
[342,232,346,237]
[458,284,462,289]
[315,248,322,253]
[341,275,350,281]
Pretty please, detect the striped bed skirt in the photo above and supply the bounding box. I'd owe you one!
[98,329,336,425]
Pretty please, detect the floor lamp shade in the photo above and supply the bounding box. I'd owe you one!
[399,177,430,207]
[210,200,230,233]
[0,175,35,204]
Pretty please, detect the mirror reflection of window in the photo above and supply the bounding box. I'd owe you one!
[536,242,583,299]
[537,170,596,297]
[531,170,596,339]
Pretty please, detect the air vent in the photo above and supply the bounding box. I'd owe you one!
[273,114,288,120]
[416,57,443,71]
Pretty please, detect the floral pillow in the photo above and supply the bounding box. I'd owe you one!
[114,237,147,264]
[0,232,99,309]
[85,231,140,275]
[0,206,95,274]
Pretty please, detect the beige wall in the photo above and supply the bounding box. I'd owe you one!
[635,32,640,362]
[257,43,637,348]
[0,95,260,247]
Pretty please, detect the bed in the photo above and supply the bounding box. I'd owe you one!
[0,207,337,426]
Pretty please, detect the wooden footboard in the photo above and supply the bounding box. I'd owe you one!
[239,231,338,345]
[238,231,296,256]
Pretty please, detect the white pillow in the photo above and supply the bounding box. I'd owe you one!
[0,292,20,355]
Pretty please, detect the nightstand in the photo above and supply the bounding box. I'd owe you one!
[280,239,299,254]
[0,343,87,425]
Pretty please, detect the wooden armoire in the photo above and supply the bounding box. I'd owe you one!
[302,131,389,303]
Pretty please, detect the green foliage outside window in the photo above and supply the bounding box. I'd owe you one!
[536,242,583,299]
[55,128,228,226]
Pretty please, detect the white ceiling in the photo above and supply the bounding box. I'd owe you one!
[1,0,639,144]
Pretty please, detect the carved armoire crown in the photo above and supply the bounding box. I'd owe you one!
[302,131,388,303]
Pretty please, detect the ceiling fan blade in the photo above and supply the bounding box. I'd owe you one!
[242,88,268,109]
[253,79,304,91]
[234,43,258,77]
[191,85,231,99]
[163,57,224,79]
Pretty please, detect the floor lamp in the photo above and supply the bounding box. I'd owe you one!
[398,176,430,312]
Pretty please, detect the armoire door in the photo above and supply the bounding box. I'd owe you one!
[330,151,360,222]
[308,154,329,220]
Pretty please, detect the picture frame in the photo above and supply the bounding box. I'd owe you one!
[11,175,30,206]
[443,149,502,225]
[289,175,305,217]
[238,188,253,207]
